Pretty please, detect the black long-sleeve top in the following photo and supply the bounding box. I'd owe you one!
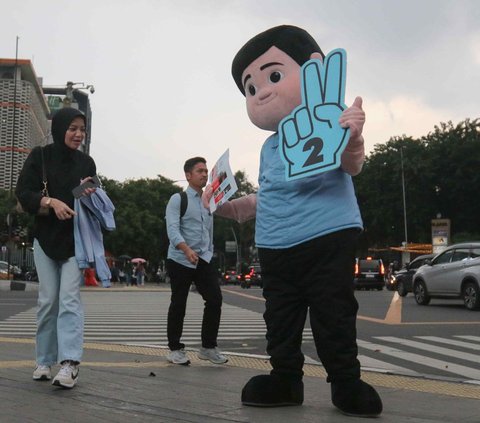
[15,108,96,260]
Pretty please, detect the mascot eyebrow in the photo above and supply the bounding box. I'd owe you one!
[243,61,284,88]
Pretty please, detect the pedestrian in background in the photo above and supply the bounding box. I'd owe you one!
[136,262,145,286]
[124,260,133,286]
[15,107,97,389]
[110,261,120,284]
[165,157,227,366]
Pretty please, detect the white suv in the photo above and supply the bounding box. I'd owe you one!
[412,242,480,310]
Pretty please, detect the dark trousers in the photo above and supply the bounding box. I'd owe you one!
[166,258,222,351]
[259,228,361,383]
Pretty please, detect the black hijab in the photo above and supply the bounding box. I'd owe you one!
[51,107,87,157]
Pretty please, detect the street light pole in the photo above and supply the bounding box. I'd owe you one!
[400,147,408,245]
[230,227,240,273]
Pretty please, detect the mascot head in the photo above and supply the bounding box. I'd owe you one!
[232,25,324,131]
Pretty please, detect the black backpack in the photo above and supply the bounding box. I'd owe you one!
[179,191,188,218]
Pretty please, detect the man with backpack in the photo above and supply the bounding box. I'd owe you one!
[164,157,228,366]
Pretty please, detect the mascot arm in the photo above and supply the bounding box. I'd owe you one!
[215,194,257,223]
[202,186,256,222]
[341,134,365,176]
[339,96,365,176]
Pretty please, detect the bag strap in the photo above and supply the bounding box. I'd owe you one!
[180,191,188,218]
[39,147,49,197]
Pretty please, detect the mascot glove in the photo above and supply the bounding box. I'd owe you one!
[339,96,365,141]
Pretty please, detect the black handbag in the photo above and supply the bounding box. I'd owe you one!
[16,147,50,216]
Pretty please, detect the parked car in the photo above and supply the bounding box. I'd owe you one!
[353,257,385,290]
[385,254,435,296]
[412,242,480,310]
[0,261,22,280]
[223,269,241,285]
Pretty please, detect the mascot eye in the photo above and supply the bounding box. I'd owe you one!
[269,71,283,83]
[247,84,257,96]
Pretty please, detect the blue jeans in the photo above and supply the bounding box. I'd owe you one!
[33,239,84,365]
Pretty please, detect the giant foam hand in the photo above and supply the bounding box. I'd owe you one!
[280,49,349,181]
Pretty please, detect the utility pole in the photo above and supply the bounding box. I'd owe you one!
[400,147,408,245]
[230,227,240,273]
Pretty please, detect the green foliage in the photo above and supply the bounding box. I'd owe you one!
[355,118,480,250]
[100,175,181,269]
[0,189,33,244]
[4,117,477,262]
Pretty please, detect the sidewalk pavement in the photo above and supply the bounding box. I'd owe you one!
[1,337,479,423]
[1,283,479,422]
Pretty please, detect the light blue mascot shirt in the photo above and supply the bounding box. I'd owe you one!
[255,133,363,249]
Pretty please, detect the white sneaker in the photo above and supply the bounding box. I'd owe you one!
[33,365,51,381]
[167,349,190,365]
[197,347,228,364]
[52,361,79,388]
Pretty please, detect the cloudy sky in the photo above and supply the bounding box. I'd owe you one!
[2,0,479,185]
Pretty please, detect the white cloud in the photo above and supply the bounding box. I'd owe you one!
[2,0,479,185]
[363,96,456,154]
[470,32,480,65]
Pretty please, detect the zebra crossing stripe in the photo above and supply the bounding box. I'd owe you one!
[416,336,480,351]
[358,339,480,380]
[375,336,480,363]
[357,354,420,376]
[456,335,480,342]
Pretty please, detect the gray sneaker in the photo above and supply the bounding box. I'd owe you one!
[198,347,228,364]
[167,349,190,365]
[52,361,79,388]
[33,365,51,381]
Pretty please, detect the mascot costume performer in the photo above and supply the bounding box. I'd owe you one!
[203,25,383,417]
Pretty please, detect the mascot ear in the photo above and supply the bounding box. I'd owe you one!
[310,52,323,62]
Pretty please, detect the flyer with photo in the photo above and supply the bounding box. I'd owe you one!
[209,149,238,213]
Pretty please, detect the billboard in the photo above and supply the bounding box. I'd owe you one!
[431,218,450,254]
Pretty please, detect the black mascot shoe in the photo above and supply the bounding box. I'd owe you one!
[241,374,304,407]
[331,379,383,417]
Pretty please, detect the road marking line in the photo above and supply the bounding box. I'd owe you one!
[416,336,480,350]
[384,292,402,324]
[376,336,480,363]
[222,288,265,302]
[358,339,480,380]
[223,288,480,326]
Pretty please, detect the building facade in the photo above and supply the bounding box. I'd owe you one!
[0,59,50,191]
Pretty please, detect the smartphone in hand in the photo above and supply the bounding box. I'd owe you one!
[72,175,100,198]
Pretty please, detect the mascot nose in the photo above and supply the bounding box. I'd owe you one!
[258,89,273,102]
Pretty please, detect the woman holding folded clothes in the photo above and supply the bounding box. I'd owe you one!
[15,107,97,389]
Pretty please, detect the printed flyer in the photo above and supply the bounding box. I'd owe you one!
[209,149,238,213]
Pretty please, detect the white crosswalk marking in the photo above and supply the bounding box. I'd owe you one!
[456,335,480,342]
[1,291,479,382]
[357,354,420,376]
[0,291,314,345]
[416,336,480,351]
[359,339,480,380]
[376,336,480,363]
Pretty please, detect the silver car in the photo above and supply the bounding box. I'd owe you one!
[412,242,480,310]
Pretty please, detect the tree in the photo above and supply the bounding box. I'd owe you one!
[354,118,480,250]
[101,175,182,270]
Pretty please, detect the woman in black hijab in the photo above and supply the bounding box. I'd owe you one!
[16,107,97,389]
